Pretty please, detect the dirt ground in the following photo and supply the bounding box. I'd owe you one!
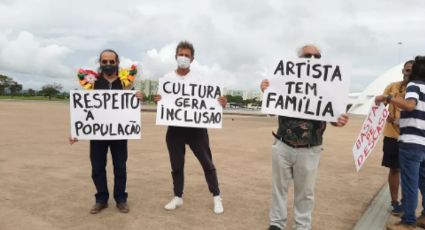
[0,100,388,230]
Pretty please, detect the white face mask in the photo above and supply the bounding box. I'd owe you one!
[176,56,191,69]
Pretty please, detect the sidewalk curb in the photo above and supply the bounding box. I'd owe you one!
[353,183,390,230]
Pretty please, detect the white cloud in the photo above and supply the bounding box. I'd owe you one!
[0,31,72,80]
[44,36,108,51]
[0,0,424,92]
[191,62,238,88]
[139,43,238,88]
[140,43,176,80]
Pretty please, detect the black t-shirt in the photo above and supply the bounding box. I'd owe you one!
[94,76,123,90]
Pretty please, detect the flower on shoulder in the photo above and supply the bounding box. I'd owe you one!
[118,64,139,88]
[129,64,138,76]
[76,65,139,90]
[83,83,93,90]
[119,69,130,80]
[121,79,131,88]
[77,68,99,90]
[84,74,97,84]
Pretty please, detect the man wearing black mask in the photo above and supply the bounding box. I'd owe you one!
[70,49,143,214]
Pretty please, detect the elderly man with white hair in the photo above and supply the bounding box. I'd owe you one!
[261,44,349,230]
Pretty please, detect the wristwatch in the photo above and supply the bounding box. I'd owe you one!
[386,95,393,103]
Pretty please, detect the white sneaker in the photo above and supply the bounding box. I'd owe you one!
[213,195,224,214]
[164,196,183,210]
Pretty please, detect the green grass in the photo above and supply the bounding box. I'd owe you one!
[0,95,68,101]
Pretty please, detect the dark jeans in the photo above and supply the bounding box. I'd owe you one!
[90,140,128,204]
[166,126,220,197]
[399,142,425,224]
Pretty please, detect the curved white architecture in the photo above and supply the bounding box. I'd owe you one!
[348,64,404,115]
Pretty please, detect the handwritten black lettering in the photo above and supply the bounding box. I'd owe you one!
[266,93,334,117]
[85,110,94,121]
[273,60,344,82]
[162,81,221,99]
[74,122,141,137]
[73,93,83,109]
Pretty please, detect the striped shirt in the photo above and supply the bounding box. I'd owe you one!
[399,80,425,146]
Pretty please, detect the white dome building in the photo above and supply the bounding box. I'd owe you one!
[348,64,404,115]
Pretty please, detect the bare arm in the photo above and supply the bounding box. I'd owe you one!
[375,95,417,112]
[390,97,417,112]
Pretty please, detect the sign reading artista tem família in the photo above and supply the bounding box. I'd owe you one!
[261,58,351,122]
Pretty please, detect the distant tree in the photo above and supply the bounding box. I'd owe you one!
[243,97,261,106]
[40,83,63,100]
[0,75,23,97]
[9,81,23,97]
[56,91,69,99]
[225,95,244,104]
[27,88,36,96]
[62,91,69,98]
[0,74,14,95]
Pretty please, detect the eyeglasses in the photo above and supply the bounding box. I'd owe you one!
[101,60,116,65]
[302,53,321,59]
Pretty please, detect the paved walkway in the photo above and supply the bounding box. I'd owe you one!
[353,184,390,230]
[354,183,425,230]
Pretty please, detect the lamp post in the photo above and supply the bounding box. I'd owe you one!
[397,42,403,64]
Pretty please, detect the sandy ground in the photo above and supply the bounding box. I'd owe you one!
[0,100,389,230]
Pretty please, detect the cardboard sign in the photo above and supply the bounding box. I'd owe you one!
[353,103,389,171]
[261,58,351,122]
[156,77,223,128]
[70,90,141,140]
